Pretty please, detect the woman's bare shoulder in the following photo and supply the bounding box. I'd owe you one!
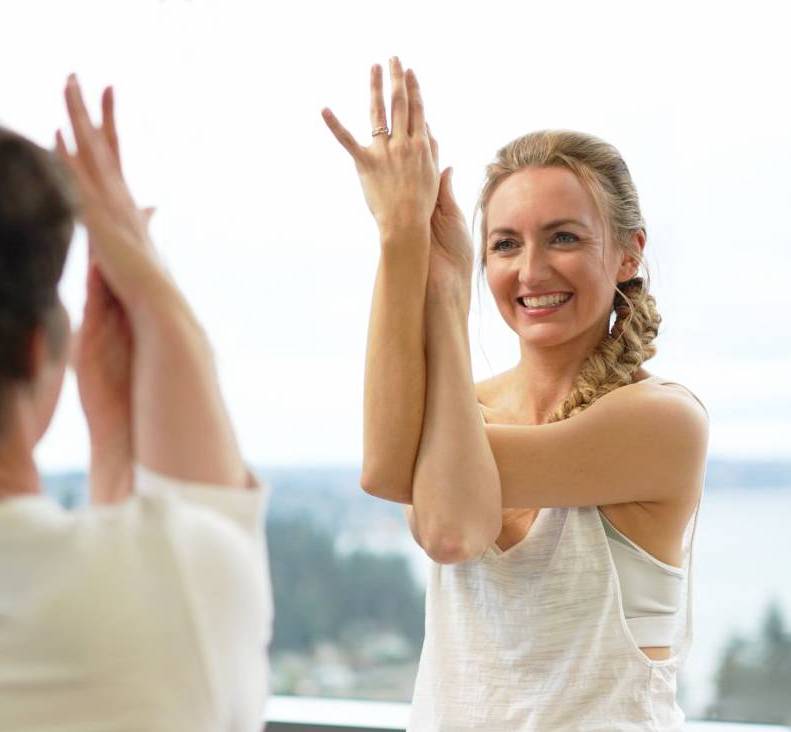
[613,373,709,420]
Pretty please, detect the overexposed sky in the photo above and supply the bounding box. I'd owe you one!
[1,0,789,469]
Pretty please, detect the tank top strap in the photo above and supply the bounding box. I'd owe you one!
[641,374,708,417]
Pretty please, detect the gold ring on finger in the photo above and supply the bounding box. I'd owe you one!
[371,126,389,137]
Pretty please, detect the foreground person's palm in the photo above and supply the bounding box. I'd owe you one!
[63,84,152,504]
[72,262,133,503]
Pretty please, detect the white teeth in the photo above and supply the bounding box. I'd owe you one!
[520,293,571,308]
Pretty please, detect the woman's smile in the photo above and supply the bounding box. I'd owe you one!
[516,292,574,317]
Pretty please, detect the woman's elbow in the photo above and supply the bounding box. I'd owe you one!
[420,530,492,565]
[359,468,413,504]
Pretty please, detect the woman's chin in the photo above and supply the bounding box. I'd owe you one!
[510,322,573,348]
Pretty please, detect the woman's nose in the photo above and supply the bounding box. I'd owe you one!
[516,243,552,285]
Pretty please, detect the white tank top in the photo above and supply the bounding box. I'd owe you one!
[408,377,703,731]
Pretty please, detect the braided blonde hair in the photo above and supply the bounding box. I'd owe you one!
[478,130,662,423]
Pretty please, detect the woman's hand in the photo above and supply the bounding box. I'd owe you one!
[56,75,177,326]
[322,58,440,238]
[67,86,138,504]
[73,261,134,504]
[59,74,245,488]
[427,167,474,309]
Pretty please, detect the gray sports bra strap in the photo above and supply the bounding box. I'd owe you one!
[656,380,709,417]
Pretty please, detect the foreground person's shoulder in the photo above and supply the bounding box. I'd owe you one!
[132,463,271,539]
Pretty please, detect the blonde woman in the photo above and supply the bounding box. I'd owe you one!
[323,58,708,730]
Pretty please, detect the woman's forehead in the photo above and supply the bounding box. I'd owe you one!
[486,166,600,231]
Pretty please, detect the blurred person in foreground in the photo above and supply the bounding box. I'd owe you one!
[0,76,272,731]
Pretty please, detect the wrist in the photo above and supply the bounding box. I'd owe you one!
[89,437,133,504]
[132,291,212,359]
[378,221,432,248]
[90,427,132,462]
[426,294,470,334]
[426,280,471,311]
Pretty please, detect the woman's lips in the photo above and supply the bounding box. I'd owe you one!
[516,293,573,317]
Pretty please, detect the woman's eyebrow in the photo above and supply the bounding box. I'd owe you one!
[488,227,521,240]
[540,218,589,231]
[488,219,589,239]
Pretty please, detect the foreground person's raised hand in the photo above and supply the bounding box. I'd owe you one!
[57,74,247,488]
[70,86,145,506]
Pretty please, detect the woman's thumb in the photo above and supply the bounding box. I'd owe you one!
[142,206,156,228]
[438,166,455,211]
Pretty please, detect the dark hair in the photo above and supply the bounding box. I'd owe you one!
[0,126,75,393]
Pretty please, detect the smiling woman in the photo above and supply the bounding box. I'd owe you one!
[403,130,708,730]
[326,58,709,731]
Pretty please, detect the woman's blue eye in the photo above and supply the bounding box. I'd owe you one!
[553,232,578,244]
[493,239,517,251]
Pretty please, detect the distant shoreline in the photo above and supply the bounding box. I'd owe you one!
[42,457,791,493]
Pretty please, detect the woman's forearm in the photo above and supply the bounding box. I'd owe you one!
[412,296,502,562]
[131,287,247,488]
[89,431,133,504]
[359,228,431,503]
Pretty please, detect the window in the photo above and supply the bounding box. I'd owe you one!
[11,0,791,725]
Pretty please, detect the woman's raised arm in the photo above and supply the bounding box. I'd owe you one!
[57,75,247,488]
[322,59,439,503]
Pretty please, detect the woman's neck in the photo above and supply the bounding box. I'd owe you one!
[511,322,609,423]
[0,430,41,499]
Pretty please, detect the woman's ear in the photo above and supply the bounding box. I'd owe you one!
[617,229,646,282]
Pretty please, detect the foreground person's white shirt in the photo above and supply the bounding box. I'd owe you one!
[0,463,273,732]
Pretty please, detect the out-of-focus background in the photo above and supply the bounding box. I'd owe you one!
[4,0,790,724]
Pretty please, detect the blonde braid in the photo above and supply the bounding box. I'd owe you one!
[546,277,661,422]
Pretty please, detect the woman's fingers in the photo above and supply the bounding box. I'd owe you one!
[64,75,121,192]
[406,69,427,137]
[321,107,364,160]
[101,86,123,174]
[63,75,102,176]
[54,128,70,161]
[369,64,387,138]
[436,166,457,213]
[389,57,408,137]
[141,206,156,227]
[85,262,110,313]
[55,128,99,204]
